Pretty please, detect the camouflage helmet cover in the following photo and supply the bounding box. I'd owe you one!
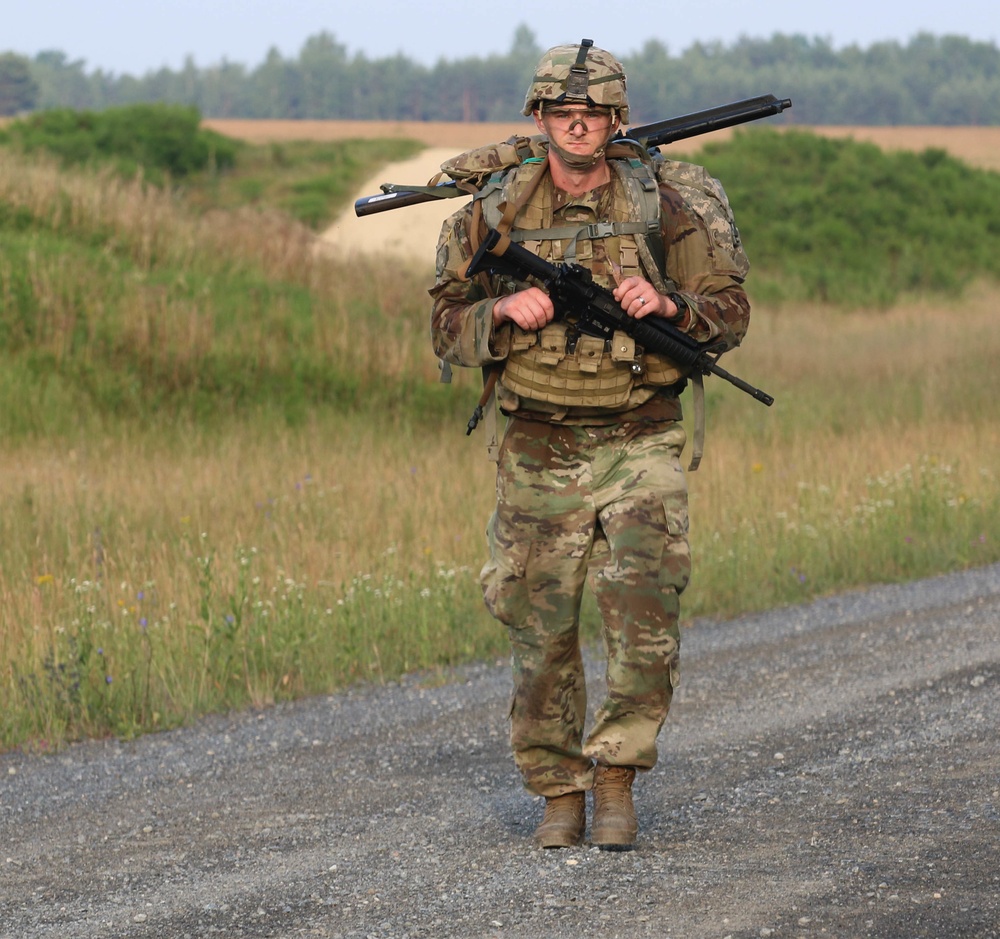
[522,38,629,124]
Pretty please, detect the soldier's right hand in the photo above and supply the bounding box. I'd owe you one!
[492,287,555,331]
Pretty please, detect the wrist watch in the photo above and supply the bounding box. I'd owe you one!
[667,293,688,326]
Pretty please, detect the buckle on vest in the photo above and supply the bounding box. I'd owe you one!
[586,222,617,239]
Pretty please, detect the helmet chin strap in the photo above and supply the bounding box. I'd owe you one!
[547,116,618,170]
[549,140,608,169]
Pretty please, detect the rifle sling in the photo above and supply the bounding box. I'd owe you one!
[687,373,705,472]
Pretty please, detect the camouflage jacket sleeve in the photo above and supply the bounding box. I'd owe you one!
[659,182,751,352]
[428,206,511,368]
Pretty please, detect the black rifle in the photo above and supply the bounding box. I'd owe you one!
[465,228,774,411]
[354,93,791,216]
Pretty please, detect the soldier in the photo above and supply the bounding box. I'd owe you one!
[430,40,751,848]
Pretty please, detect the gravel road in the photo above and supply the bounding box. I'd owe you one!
[2,564,998,939]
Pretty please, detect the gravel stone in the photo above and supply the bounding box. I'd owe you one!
[2,564,999,938]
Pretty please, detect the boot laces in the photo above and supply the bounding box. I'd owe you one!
[595,767,634,808]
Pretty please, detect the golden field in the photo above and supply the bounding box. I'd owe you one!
[204,119,1000,173]
[4,114,999,172]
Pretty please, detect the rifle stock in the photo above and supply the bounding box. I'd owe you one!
[354,94,791,217]
[466,229,774,407]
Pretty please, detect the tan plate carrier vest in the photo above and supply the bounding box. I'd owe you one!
[475,146,686,413]
[434,135,750,465]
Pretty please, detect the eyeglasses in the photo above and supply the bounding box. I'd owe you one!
[540,107,614,128]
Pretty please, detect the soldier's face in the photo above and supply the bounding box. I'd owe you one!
[535,104,617,157]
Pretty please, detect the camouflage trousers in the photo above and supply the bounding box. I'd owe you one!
[481,417,690,797]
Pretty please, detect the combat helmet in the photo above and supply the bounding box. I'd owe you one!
[522,39,630,124]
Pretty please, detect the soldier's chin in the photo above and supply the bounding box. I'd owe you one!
[551,142,606,169]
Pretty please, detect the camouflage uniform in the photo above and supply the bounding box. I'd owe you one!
[429,49,750,799]
[482,418,689,794]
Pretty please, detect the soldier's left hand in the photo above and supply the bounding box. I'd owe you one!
[612,277,679,321]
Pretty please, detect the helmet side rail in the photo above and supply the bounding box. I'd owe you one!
[354,94,791,217]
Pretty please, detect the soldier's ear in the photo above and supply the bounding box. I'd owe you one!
[532,109,546,134]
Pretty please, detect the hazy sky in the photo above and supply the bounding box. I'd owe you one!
[6,0,999,75]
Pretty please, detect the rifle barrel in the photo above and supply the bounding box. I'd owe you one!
[355,186,450,216]
[631,94,792,148]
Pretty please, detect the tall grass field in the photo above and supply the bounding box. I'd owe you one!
[1,113,998,751]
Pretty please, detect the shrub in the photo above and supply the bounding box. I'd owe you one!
[0,103,238,178]
[690,129,1000,306]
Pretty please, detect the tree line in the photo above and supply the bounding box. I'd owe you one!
[3,27,1000,124]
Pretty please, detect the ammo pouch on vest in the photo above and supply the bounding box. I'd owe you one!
[502,323,634,408]
[501,321,686,409]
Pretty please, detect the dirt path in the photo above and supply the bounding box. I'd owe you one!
[311,122,533,268]
[320,147,463,267]
[2,565,998,938]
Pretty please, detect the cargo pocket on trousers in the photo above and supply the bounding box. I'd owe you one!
[481,513,533,627]
[660,494,692,596]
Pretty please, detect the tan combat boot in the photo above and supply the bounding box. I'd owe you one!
[533,791,586,848]
[591,764,638,848]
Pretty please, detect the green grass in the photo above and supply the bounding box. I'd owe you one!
[4,397,994,752]
[10,526,492,745]
[0,136,446,433]
[1,124,999,752]
[0,104,239,183]
[1,104,423,229]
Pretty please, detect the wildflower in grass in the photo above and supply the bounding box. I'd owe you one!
[752,462,764,474]
[35,574,55,585]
